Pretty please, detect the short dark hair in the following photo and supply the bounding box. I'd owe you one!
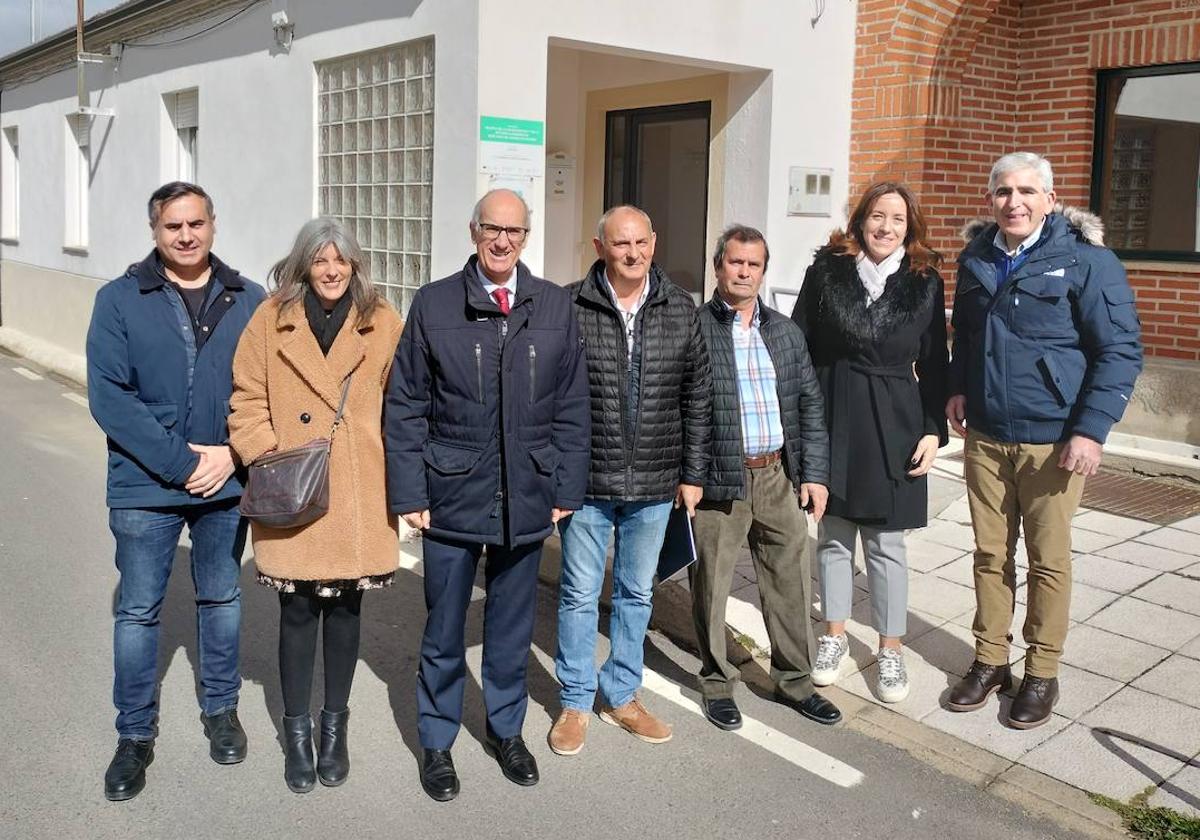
[712,224,770,272]
[147,181,215,226]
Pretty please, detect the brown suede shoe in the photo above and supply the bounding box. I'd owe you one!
[598,696,673,744]
[946,661,1012,711]
[548,709,590,755]
[1008,675,1059,730]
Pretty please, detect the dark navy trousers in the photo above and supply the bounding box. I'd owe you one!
[416,535,543,749]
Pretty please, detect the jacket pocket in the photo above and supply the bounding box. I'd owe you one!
[474,343,484,404]
[1038,352,1082,408]
[1102,283,1140,332]
[528,443,560,476]
[422,441,485,475]
[1012,274,1073,338]
[146,401,179,429]
[528,344,537,407]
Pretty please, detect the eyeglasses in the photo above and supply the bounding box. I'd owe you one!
[477,223,529,244]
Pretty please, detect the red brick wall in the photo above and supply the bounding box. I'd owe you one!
[849,0,1200,361]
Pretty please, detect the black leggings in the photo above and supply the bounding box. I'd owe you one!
[278,589,363,717]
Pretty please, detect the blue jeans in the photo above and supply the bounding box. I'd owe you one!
[109,500,247,740]
[556,499,672,710]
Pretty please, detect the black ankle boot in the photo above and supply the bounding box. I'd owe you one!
[317,708,350,787]
[282,714,316,794]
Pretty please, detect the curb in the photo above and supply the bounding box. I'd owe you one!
[536,536,1130,840]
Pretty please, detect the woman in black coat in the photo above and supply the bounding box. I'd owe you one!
[791,181,948,704]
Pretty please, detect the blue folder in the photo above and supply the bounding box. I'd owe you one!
[656,506,697,584]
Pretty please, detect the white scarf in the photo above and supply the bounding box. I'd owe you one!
[856,246,905,306]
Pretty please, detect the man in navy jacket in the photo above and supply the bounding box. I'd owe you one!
[944,153,1142,729]
[86,182,265,801]
[385,189,589,801]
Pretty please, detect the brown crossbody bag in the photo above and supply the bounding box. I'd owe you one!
[238,374,352,529]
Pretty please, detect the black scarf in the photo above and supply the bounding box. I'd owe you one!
[303,285,353,356]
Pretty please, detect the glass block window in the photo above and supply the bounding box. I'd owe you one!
[317,39,434,313]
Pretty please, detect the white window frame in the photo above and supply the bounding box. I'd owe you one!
[0,126,17,241]
[65,115,90,251]
[162,88,199,183]
[316,39,434,314]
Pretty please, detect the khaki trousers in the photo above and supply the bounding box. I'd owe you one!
[964,431,1085,678]
[689,462,815,701]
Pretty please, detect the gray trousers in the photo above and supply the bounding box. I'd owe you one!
[816,515,908,638]
[689,462,815,701]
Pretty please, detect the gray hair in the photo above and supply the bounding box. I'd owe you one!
[268,217,380,323]
[595,205,654,243]
[712,224,770,272]
[989,152,1055,193]
[470,189,532,229]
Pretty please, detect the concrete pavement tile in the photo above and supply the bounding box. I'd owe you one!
[921,519,979,552]
[906,618,978,676]
[1009,658,1124,720]
[932,554,975,588]
[1097,540,1196,572]
[1134,574,1200,616]
[1087,597,1200,650]
[936,498,973,524]
[1081,686,1200,757]
[1132,526,1200,556]
[922,704,1069,761]
[1148,765,1200,818]
[1131,654,1200,710]
[1073,510,1159,539]
[1181,635,1200,660]
[1020,723,1185,801]
[904,537,967,572]
[906,574,977,620]
[1169,514,1200,535]
[1015,581,1118,623]
[1069,529,1126,554]
[840,647,955,719]
[724,590,771,654]
[1071,554,1161,593]
[1059,625,1170,682]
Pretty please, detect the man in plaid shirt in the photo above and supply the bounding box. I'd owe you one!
[691,225,836,731]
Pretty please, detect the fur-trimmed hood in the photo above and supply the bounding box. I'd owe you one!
[960,204,1105,247]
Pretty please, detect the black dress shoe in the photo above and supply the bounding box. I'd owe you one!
[775,691,842,726]
[282,714,316,794]
[420,749,460,802]
[485,731,539,786]
[1009,675,1059,730]
[201,709,247,764]
[946,661,1012,712]
[702,697,743,731]
[104,738,154,802]
[317,708,350,787]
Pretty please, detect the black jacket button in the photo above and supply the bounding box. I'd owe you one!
[300,413,311,424]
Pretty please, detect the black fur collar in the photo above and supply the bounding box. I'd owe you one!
[809,249,937,351]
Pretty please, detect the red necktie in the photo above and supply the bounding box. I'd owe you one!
[492,288,511,315]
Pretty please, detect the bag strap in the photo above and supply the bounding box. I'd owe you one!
[328,373,353,440]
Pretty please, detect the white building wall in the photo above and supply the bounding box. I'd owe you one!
[477,0,857,293]
[0,0,479,286]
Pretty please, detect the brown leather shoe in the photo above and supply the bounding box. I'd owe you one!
[548,709,590,755]
[1008,675,1059,729]
[946,661,1012,711]
[598,696,672,744]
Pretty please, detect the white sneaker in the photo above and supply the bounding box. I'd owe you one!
[876,647,910,703]
[812,634,849,687]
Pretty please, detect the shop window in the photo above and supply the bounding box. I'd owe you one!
[1093,63,1200,261]
[316,39,434,314]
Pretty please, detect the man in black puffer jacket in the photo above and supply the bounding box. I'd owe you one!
[691,225,838,732]
[549,206,711,756]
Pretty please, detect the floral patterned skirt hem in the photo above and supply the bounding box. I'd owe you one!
[256,572,395,598]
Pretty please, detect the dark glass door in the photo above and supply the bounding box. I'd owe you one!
[604,101,711,295]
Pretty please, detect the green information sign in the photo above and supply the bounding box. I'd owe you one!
[480,116,544,146]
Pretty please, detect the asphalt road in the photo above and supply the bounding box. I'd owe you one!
[0,353,1086,840]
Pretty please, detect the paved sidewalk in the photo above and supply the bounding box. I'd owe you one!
[688,437,1200,817]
